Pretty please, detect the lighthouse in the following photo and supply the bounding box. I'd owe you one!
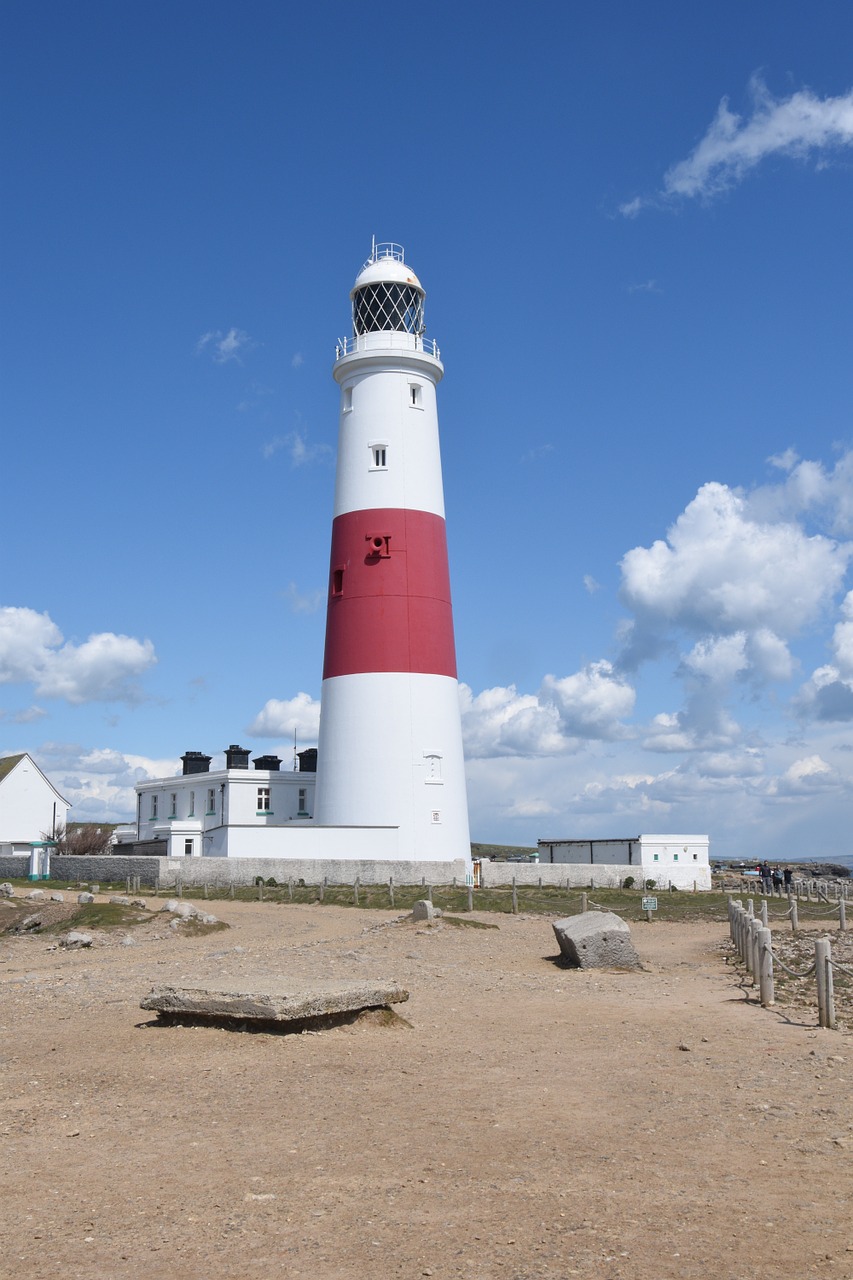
[313,242,470,863]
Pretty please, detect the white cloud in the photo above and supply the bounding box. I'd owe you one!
[34,744,181,821]
[621,78,853,213]
[291,352,304,369]
[0,607,156,705]
[247,692,321,739]
[262,430,333,466]
[196,327,254,364]
[619,481,849,670]
[662,78,853,202]
[459,662,635,759]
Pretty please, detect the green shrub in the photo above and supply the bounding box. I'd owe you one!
[622,875,635,890]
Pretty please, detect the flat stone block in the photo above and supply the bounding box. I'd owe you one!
[140,979,409,1024]
[552,911,641,970]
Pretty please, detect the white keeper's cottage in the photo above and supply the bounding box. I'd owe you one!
[131,745,317,859]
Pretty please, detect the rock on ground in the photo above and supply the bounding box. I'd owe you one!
[552,910,642,969]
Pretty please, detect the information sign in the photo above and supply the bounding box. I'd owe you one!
[641,896,658,911]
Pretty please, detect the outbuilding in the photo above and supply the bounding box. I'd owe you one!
[537,834,711,890]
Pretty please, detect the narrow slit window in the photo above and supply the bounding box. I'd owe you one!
[342,387,353,412]
[332,567,344,596]
[369,443,388,470]
[409,383,423,408]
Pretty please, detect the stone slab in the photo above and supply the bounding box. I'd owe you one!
[552,911,641,970]
[140,979,409,1023]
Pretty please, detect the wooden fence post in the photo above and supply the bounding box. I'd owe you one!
[512,877,518,915]
[815,937,836,1029]
[467,883,473,912]
[229,881,235,899]
[839,898,847,932]
[389,877,395,908]
[760,900,769,928]
[427,884,433,904]
[319,881,325,902]
[353,877,360,906]
[258,879,263,901]
[581,892,588,913]
[758,927,774,1007]
[790,899,799,933]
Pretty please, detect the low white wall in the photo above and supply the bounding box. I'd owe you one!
[164,855,470,887]
[477,862,711,890]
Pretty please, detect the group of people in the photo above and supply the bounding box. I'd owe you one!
[756,861,793,894]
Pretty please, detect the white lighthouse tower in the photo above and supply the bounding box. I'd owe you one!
[313,242,470,864]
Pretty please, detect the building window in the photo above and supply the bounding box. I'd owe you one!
[409,383,423,408]
[257,787,271,812]
[188,791,195,817]
[332,567,344,597]
[184,838,193,857]
[370,445,387,469]
[673,853,679,861]
[207,788,216,814]
[653,853,659,861]
[151,794,158,819]
[297,787,308,815]
[170,793,177,818]
[343,386,353,412]
[693,853,698,861]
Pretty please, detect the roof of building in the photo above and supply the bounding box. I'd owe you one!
[0,753,25,784]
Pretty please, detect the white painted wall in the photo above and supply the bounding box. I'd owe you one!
[135,769,317,857]
[315,672,470,863]
[0,755,69,849]
[333,343,445,518]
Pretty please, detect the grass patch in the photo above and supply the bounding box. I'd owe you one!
[39,902,153,934]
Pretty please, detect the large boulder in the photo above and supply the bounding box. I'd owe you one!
[552,911,641,970]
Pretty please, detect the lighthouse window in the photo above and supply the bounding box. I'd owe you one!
[342,387,353,412]
[332,567,344,596]
[370,445,387,469]
[353,282,423,335]
[409,383,423,408]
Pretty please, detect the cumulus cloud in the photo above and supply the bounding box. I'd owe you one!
[621,78,853,211]
[196,327,254,363]
[32,743,182,821]
[247,692,321,739]
[0,607,156,705]
[459,662,635,759]
[618,480,849,672]
[795,590,853,722]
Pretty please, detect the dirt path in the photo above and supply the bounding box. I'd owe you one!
[1,899,850,1279]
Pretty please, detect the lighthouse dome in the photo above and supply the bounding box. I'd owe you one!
[351,242,425,336]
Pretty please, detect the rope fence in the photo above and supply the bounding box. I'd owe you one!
[727,896,851,1030]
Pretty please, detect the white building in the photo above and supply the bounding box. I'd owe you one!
[0,753,70,857]
[132,746,316,859]
[537,835,711,890]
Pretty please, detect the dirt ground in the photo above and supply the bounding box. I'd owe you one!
[1,896,851,1280]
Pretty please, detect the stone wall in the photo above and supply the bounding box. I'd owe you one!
[0,853,470,888]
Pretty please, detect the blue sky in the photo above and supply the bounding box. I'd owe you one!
[3,1,853,858]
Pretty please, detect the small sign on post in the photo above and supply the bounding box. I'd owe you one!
[642,895,657,922]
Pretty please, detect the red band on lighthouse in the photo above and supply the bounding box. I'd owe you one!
[322,507,457,679]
